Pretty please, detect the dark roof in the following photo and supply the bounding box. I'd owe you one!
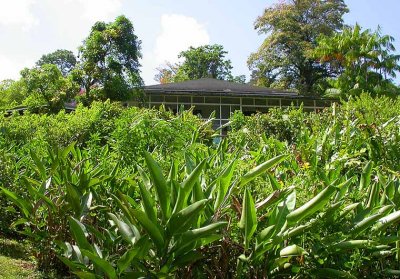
[144,78,298,98]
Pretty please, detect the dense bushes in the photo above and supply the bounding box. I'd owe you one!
[1,95,400,278]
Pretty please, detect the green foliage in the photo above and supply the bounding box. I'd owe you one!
[0,79,27,109]
[1,94,400,277]
[78,15,143,102]
[175,44,233,81]
[155,44,245,83]
[36,49,77,77]
[314,24,400,97]
[248,0,349,95]
[20,64,80,112]
[110,106,213,163]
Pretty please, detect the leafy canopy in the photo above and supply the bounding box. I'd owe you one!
[155,44,245,84]
[36,49,77,77]
[314,24,400,97]
[0,79,27,109]
[78,15,143,102]
[20,64,80,112]
[248,0,348,95]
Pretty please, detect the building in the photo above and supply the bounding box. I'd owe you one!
[132,78,335,129]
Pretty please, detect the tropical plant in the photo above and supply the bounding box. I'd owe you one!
[0,144,117,270]
[314,24,400,97]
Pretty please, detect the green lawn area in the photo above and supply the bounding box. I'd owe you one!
[0,238,39,279]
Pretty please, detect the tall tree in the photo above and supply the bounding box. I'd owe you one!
[154,62,178,84]
[154,44,245,83]
[36,49,77,76]
[248,0,348,95]
[0,79,27,108]
[20,64,79,112]
[314,24,400,97]
[78,15,143,102]
[175,44,234,81]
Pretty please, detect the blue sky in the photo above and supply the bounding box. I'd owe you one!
[0,0,399,85]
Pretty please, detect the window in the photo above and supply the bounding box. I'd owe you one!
[193,96,204,103]
[242,98,254,105]
[299,100,315,107]
[221,106,230,119]
[221,97,240,104]
[254,98,266,106]
[165,95,177,102]
[281,99,295,107]
[150,95,164,102]
[267,98,280,106]
[205,97,220,104]
[177,96,191,103]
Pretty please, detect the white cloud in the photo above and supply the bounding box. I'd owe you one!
[0,0,124,82]
[0,0,39,31]
[65,0,123,21]
[37,0,124,51]
[0,54,34,80]
[142,14,210,85]
[155,14,210,64]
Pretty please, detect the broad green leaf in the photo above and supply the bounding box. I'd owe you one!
[66,183,83,218]
[366,182,379,209]
[137,182,157,223]
[62,141,77,159]
[130,208,165,252]
[359,161,373,191]
[81,249,117,279]
[280,244,308,257]
[168,199,208,236]
[108,213,138,245]
[0,187,32,218]
[328,240,378,251]
[80,192,93,219]
[112,192,136,225]
[71,245,84,264]
[239,154,287,187]
[267,173,281,191]
[239,188,257,249]
[283,218,319,239]
[57,255,89,273]
[30,150,46,179]
[173,250,204,267]
[256,186,295,211]
[286,185,337,225]
[179,222,227,245]
[268,191,296,233]
[173,160,206,214]
[175,234,222,258]
[137,165,151,191]
[214,159,237,211]
[351,212,383,236]
[144,151,170,221]
[117,248,139,274]
[373,210,400,232]
[334,177,354,203]
[338,203,359,220]
[68,217,93,252]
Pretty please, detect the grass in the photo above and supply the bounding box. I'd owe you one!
[0,237,68,278]
[0,256,38,279]
[0,237,39,279]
